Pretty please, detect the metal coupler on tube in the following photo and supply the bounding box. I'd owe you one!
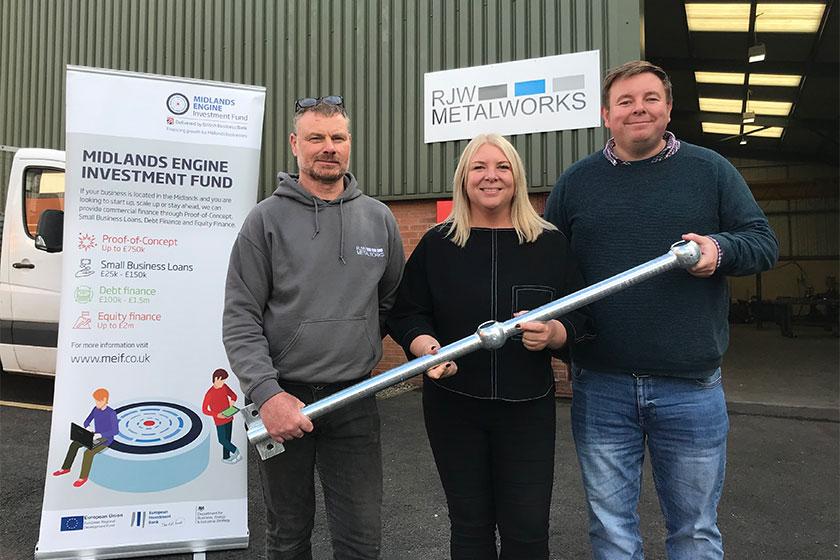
[242,240,702,460]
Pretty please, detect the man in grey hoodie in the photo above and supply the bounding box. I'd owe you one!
[223,97,404,560]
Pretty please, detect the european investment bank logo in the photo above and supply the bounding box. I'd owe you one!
[131,511,147,527]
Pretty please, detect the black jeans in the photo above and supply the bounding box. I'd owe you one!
[423,383,556,560]
[258,379,383,560]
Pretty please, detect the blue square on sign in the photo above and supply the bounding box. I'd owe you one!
[60,516,84,531]
[514,80,546,96]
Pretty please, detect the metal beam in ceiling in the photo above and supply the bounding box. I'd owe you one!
[652,57,836,77]
[670,109,835,131]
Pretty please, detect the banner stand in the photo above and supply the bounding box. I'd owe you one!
[35,66,264,559]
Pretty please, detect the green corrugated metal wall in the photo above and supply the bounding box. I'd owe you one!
[0,0,641,205]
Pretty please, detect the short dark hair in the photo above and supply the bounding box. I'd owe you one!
[212,368,229,381]
[602,60,673,108]
[293,102,350,132]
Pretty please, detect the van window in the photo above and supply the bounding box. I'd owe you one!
[24,168,65,238]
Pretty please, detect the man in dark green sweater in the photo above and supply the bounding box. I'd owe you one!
[545,61,778,560]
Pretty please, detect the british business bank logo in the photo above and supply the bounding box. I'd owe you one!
[60,515,84,531]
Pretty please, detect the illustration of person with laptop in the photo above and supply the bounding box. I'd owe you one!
[201,368,241,464]
[52,387,118,488]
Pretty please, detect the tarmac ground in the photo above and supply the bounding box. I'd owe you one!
[1,325,838,559]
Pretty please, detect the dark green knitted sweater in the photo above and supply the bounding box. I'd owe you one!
[545,141,778,377]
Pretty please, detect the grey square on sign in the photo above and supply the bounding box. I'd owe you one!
[553,75,585,91]
[478,85,508,101]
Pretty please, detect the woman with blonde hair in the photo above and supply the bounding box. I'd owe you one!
[387,133,592,559]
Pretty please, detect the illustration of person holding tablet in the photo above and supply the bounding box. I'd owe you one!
[202,368,241,464]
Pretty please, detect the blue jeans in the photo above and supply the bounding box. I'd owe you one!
[571,367,728,560]
[258,379,382,560]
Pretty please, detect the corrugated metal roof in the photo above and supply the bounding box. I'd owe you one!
[0,0,641,204]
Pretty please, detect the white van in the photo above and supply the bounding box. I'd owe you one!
[0,148,66,376]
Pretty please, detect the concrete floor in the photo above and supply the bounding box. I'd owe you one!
[1,323,837,559]
[724,324,838,415]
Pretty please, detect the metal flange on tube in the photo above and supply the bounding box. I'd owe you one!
[243,240,701,460]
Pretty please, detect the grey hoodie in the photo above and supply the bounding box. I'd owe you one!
[223,172,404,408]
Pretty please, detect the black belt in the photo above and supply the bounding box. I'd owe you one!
[280,374,371,392]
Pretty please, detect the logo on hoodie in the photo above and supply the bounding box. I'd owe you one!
[356,246,385,258]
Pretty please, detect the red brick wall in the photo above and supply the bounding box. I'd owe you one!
[374,195,571,397]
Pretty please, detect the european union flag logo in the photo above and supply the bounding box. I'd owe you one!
[60,516,84,531]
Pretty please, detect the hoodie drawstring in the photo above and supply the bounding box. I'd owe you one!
[311,199,320,239]
[274,173,359,266]
[311,196,346,265]
[338,198,346,265]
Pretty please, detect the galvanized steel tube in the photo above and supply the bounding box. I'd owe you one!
[245,240,701,459]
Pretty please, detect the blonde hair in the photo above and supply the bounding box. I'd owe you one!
[443,133,555,247]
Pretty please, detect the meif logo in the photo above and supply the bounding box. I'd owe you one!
[430,74,587,125]
[424,50,601,143]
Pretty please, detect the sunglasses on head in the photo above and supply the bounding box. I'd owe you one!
[294,95,344,112]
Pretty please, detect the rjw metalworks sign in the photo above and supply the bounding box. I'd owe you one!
[424,50,601,143]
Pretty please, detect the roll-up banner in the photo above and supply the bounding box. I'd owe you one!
[36,66,265,559]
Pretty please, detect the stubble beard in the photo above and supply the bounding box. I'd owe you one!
[305,159,348,185]
[310,168,345,184]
